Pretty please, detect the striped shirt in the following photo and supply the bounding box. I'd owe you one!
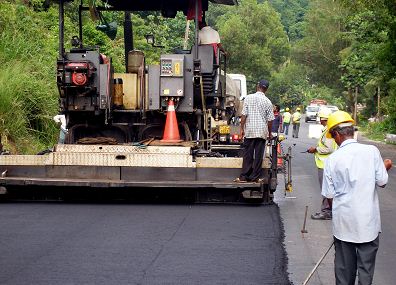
[242,91,274,139]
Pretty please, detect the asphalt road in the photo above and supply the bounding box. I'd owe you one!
[0,202,289,285]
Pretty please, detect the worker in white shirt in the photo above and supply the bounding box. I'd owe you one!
[198,19,226,60]
[322,111,390,285]
[53,114,67,144]
[198,18,226,94]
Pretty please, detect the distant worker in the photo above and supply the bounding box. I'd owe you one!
[322,111,389,285]
[292,107,302,138]
[198,19,226,60]
[234,79,274,183]
[271,104,283,135]
[282,107,291,135]
[53,114,67,144]
[307,108,337,220]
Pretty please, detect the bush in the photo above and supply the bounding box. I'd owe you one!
[361,117,396,142]
[0,2,59,153]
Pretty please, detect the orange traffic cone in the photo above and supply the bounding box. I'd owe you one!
[161,98,182,143]
[277,143,283,168]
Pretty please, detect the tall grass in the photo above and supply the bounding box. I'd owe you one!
[0,2,59,153]
[0,1,128,153]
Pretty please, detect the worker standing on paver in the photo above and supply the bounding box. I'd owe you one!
[291,107,302,138]
[308,108,337,220]
[234,79,274,183]
[282,107,291,135]
[322,111,390,285]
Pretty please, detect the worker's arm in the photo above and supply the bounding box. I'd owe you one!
[240,115,246,138]
[267,120,273,140]
[317,137,335,154]
[375,148,389,188]
[307,147,316,153]
[218,43,227,56]
[240,97,248,138]
[321,160,335,199]
[308,136,335,154]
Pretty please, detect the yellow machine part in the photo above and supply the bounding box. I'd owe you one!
[114,73,140,109]
[219,125,230,135]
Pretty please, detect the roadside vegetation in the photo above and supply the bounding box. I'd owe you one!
[0,0,395,153]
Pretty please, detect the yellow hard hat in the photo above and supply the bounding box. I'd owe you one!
[318,108,332,120]
[326,111,355,138]
[285,107,289,112]
[296,107,301,111]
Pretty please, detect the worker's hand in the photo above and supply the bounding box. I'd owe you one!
[384,159,392,171]
[307,147,316,153]
[240,129,245,139]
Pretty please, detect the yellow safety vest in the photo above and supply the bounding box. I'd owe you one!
[292,112,301,124]
[314,126,338,169]
[283,112,291,124]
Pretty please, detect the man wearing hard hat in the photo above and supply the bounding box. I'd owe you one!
[322,111,389,285]
[307,108,337,220]
[291,107,302,138]
[282,107,291,135]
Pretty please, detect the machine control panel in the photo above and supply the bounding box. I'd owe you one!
[160,54,185,97]
[160,57,184,77]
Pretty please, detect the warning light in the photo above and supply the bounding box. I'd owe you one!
[232,134,239,142]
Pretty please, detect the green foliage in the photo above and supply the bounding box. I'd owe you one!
[131,12,192,65]
[293,0,349,91]
[381,79,396,131]
[216,0,290,82]
[338,0,396,125]
[269,0,309,41]
[0,2,59,153]
[340,9,390,88]
[361,119,396,141]
[359,78,396,140]
[268,62,309,106]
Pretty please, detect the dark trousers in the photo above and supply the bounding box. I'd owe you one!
[334,236,379,285]
[283,123,290,135]
[239,138,266,181]
[318,168,331,214]
[292,123,300,138]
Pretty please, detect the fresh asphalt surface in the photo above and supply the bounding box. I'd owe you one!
[1,118,395,285]
[0,203,289,285]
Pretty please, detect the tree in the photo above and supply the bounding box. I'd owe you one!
[269,62,309,106]
[338,0,396,123]
[293,0,349,91]
[214,0,290,84]
[269,0,309,42]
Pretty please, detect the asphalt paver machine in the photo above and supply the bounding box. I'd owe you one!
[0,0,290,203]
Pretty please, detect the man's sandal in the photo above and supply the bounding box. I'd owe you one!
[233,177,247,183]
